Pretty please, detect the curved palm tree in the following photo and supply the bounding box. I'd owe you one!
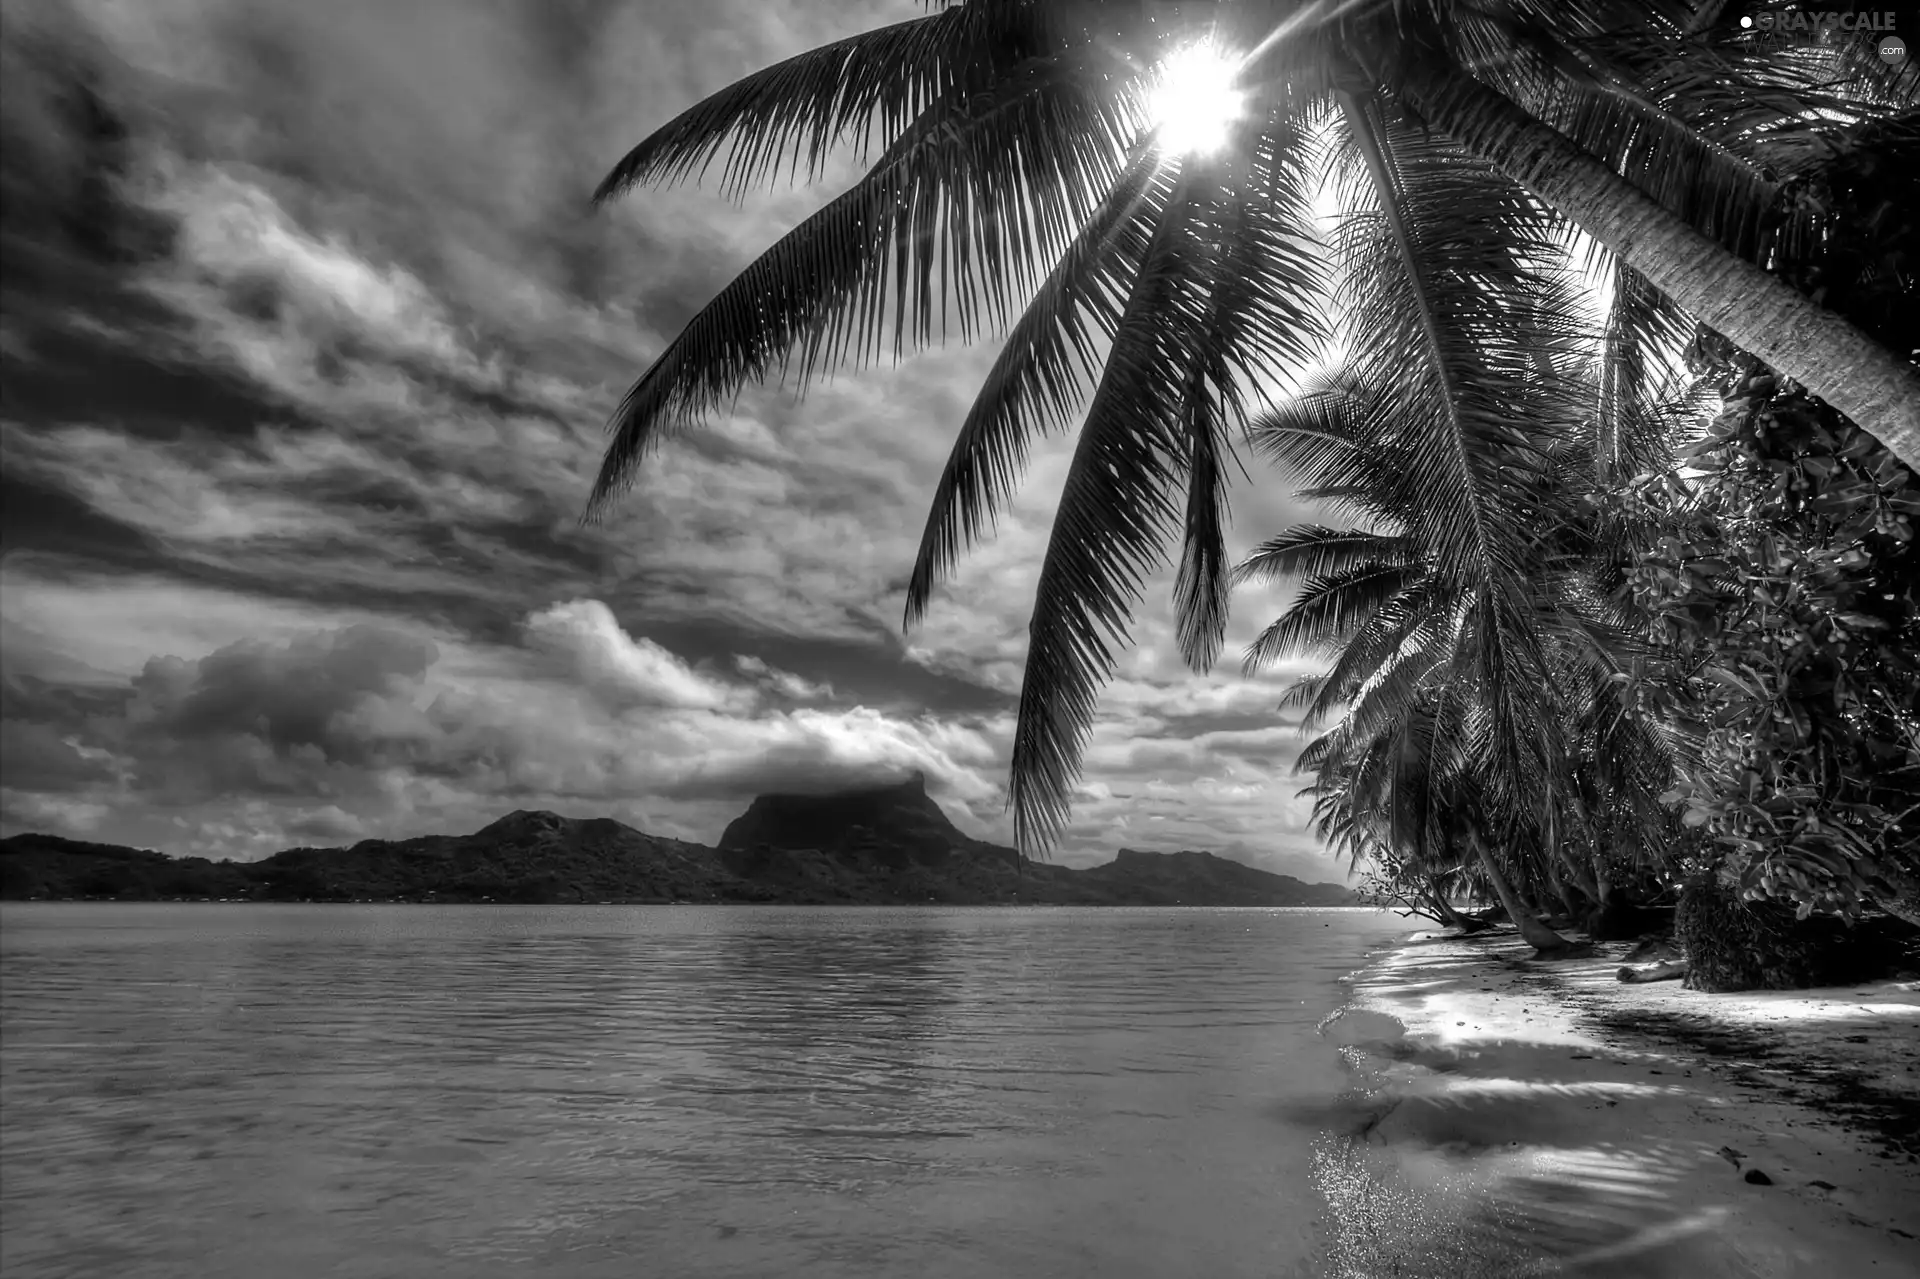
[1298,717,1491,932]
[1236,143,1696,948]
[586,0,1913,851]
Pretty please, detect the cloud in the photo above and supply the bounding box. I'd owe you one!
[144,159,491,385]
[0,571,1342,878]
[0,792,115,836]
[128,624,437,759]
[0,577,1017,859]
[658,706,1002,804]
[734,653,833,702]
[0,559,419,683]
[525,598,744,711]
[283,805,369,843]
[0,718,121,793]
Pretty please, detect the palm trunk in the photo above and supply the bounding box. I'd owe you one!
[1387,55,1920,471]
[1560,845,1599,900]
[1541,799,1597,905]
[1427,880,1488,933]
[1587,860,1616,934]
[1471,832,1573,953]
[1546,858,1585,924]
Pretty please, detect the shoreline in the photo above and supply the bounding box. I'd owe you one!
[0,898,1379,908]
[1314,928,1920,1277]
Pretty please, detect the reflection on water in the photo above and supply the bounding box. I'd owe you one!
[0,905,1407,1279]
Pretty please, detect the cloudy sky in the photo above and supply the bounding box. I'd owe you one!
[0,0,1341,879]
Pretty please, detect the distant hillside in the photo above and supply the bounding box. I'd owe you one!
[1086,847,1358,907]
[0,774,1359,907]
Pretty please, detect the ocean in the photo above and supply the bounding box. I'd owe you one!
[0,904,1413,1278]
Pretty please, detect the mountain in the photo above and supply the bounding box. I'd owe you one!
[1085,848,1358,906]
[0,775,1359,906]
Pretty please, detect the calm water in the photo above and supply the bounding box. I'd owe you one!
[0,904,1410,1279]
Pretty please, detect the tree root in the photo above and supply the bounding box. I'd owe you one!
[1617,959,1689,983]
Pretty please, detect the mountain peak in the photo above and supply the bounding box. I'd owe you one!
[718,771,960,853]
[477,810,569,839]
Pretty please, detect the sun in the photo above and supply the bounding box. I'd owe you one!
[1147,40,1246,156]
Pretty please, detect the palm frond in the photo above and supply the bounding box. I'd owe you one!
[903,138,1165,626]
[1010,171,1205,852]
[1173,354,1234,673]
[1594,255,1693,481]
[1235,524,1414,586]
[1169,126,1327,668]
[1330,93,1561,587]
[1241,560,1422,672]
[1305,588,1456,728]
[596,8,978,201]
[587,58,1141,517]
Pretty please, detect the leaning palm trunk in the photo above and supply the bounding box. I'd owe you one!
[1385,54,1920,471]
[1543,857,1585,923]
[1425,881,1487,933]
[1471,832,1574,953]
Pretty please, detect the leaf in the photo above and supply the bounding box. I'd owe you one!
[1703,666,1761,697]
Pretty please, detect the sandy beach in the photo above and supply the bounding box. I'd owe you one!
[1315,928,1920,1278]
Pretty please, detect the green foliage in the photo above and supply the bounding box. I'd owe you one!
[1759,114,1920,355]
[1268,106,1919,937]
[1635,367,1920,916]
[1675,875,1909,991]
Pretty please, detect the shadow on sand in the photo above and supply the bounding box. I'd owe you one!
[1297,1017,1769,1277]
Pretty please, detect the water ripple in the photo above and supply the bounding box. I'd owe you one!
[2,904,1405,1279]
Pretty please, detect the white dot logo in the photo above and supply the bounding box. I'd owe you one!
[1740,14,1753,27]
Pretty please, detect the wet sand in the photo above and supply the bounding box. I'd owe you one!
[1312,929,1920,1277]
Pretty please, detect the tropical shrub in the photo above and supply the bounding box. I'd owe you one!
[1676,874,1877,991]
[1635,364,1920,920]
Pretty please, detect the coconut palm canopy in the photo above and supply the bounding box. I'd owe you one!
[587,0,1917,854]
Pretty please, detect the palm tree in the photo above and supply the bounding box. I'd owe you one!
[1230,94,1708,950]
[586,0,1913,851]
[1298,722,1491,932]
[1351,16,1920,456]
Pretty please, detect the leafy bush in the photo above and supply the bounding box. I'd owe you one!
[1635,366,1920,918]
[1677,876,1876,991]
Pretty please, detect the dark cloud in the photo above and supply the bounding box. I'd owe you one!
[0,476,159,566]
[0,718,117,792]
[127,624,437,762]
[0,3,148,270]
